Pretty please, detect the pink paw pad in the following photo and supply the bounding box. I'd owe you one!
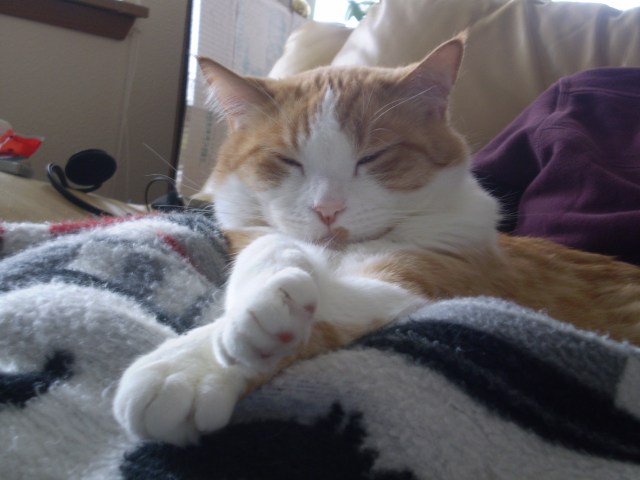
[276,331,295,343]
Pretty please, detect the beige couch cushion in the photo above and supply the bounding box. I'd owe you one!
[332,0,507,68]
[331,0,640,151]
[269,21,353,78]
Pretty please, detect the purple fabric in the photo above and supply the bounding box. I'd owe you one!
[472,68,640,266]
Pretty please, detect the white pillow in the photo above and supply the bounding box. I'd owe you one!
[269,21,353,78]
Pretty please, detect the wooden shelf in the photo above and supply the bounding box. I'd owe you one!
[72,0,148,18]
[0,0,149,40]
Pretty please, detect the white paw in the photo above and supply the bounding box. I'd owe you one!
[214,267,318,370]
[113,259,319,445]
[113,326,247,446]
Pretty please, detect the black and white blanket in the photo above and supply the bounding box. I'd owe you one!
[0,213,639,479]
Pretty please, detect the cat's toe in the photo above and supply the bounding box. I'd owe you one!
[193,372,245,433]
[139,369,201,445]
[275,267,319,321]
[113,361,198,445]
[114,362,247,446]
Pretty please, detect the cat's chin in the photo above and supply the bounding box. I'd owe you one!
[309,226,394,248]
[313,227,351,249]
[273,218,394,247]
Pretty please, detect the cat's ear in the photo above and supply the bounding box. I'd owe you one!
[397,33,466,117]
[198,57,271,130]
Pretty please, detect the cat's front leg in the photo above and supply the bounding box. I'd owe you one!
[213,233,320,370]
[113,234,320,445]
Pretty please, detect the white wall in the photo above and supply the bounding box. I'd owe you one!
[0,1,189,203]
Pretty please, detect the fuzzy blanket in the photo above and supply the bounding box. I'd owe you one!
[1,213,639,480]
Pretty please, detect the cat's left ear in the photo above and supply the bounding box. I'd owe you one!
[198,57,272,130]
[398,32,466,117]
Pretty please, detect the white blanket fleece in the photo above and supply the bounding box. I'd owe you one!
[0,213,639,480]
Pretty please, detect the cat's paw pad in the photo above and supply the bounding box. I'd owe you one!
[215,267,318,370]
[113,339,246,445]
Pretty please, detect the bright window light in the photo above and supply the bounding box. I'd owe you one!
[313,0,350,23]
[555,0,640,9]
[312,0,640,26]
[312,0,373,27]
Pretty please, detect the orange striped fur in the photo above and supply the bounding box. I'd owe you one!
[199,35,640,357]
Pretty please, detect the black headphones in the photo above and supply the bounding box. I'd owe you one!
[47,149,117,216]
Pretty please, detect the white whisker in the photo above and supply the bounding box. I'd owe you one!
[252,81,289,129]
[142,143,203,191]
[371,87,435,124]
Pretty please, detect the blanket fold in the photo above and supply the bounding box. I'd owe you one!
[0,213,638,479]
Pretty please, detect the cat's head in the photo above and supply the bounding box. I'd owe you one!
[199,34,498,249]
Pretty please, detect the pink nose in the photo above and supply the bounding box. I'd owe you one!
[313,203,345,226]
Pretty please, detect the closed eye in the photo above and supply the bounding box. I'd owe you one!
[358,153,380,166]
[355,149,386,175]
[278,156,304,171]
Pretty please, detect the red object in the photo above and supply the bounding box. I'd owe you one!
[0,129,43,159]
[157,231,190,260]
[49,215,147,235]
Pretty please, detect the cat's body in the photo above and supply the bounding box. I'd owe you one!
[113,36,640,446]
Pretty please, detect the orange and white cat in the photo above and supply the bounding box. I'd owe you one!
[113,35,640,446]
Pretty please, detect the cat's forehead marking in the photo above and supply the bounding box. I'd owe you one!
[298,87,355,177]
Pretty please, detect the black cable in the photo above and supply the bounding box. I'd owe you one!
[144,176,184,213]
[47,163,114,217]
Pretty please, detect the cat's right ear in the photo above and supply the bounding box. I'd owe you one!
[396,33,466,119]
[198,57,271,130]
